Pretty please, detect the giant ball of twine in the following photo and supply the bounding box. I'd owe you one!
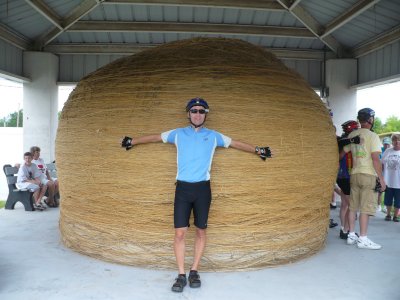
[56,37,337,271]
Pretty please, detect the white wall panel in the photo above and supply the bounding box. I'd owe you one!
[0,39,23,76]
[59,54,322,88]
[358,40,400,84]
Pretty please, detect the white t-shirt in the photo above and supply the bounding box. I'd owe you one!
[382,147,400,189]
[32,158,47,177]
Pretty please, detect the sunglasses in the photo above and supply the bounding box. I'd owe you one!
[189,109,208,114]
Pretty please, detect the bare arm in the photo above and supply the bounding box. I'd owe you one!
[230,140,256,154]
[230,140,273,159]
[372,152,386,191]
[132,134,162,145]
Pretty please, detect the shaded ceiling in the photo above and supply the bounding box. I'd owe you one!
[0,0,399,60]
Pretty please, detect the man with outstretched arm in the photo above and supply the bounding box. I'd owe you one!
[340,108,386,250]
[121,97,273,292]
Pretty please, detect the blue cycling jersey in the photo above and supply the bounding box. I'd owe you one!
[161,126,231,182]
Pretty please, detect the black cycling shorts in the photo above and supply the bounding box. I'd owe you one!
[337,178,351,196]
[174,180,211,229]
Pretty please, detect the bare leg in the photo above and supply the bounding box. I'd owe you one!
[174,227,187,274]
[349,210,357,233]
[359,213,369,237]
[38,185,47,203]
[340,193,350,230]
[191,228,207,271]
[46,181,56,205]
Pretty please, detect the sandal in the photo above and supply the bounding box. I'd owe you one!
[171,274,187,292]
[188,270,201,288]
[393,216,399,222]
[33,203,45,211]
[44,199,56,208]
[385,215,391,221]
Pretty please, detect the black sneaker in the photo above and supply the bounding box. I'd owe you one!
[340,229,349,239]
[171,274,187,293]
[330,203,337,209]
[188,270,201,288]
[329,219,338,228]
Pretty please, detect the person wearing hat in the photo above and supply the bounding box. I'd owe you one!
[120,97,273,292]
[341,108,386,250]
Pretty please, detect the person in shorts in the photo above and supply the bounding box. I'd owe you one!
[341,108,386,250]
[31,146,59,207]
[381,133,400,222]
[16,152,48,211]
[336,120,360,239]
[120,97,273,292]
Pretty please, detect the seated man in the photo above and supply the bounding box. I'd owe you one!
[16,152,47,211]
[30,146,59,207]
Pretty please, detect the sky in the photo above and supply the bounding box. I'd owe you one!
[1,78,400,122]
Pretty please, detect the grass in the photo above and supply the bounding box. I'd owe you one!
[0,200,5,209]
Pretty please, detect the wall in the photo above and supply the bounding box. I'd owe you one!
[0,127,23,200]
[358,40,400,84]
[326,59,358,135]
[0,39,23,76]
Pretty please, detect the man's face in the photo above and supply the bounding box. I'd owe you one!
[188,105,207,127]
[24,155,32,166]
[33,150,40,160]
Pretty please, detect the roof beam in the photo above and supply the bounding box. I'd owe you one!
[321,0,381,38]
[0,24,30,50]
[351,25,400,58]
[35,0,104,50]
[102,0,283,10]
[69,21,315,38]
[276,0,343,56]
[44,43,332,60]
[24,0,63,30]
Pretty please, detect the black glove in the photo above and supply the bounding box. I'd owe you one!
[349,135,360,144]
[257,146,272,161]
[374,178,382,193]
[121,136,133,151]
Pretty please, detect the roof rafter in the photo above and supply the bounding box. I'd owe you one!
[352,25,400,57]
[0,24,30,50]
[24,0,63,30]
[276,0,343,56]
[321,0,381,38]
[69,21,315,38]
[34,0,105,50]
[44,43,334,60]
[102,0,283,10]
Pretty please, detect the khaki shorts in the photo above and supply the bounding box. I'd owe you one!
[349,173,377,215]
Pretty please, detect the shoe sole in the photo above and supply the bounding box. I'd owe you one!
[357,244,382,250]
[189,282,201,288]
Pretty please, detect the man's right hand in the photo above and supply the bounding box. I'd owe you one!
[121,136,133,150]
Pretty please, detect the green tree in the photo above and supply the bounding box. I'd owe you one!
[0,109,23,127]
[373,117,384,134]
[383,116,400,133]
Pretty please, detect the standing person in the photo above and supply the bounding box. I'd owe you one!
[336,120,360,239]
[31,146,59,207]
[120,97,273,292]
[377,137,392,212]
[381,133,400,222]
[341,108,386,250]
[16,152,48,211]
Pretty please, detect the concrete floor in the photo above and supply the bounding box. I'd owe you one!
[0,203,398,300]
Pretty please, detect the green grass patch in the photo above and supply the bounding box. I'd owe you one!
[0,200,5,209]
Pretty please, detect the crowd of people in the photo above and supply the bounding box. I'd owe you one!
[333,108,400,250]
[15,146,59,211]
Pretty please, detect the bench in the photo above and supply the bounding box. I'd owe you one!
[3,164,35,211]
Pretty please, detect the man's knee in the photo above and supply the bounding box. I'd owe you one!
[174,228,187,242]
[195,228,206,239]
